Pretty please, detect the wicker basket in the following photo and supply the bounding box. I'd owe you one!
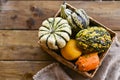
[38,3,116,78]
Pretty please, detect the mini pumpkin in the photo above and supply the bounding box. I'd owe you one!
[76,27,112,53]
[38,17,72,50]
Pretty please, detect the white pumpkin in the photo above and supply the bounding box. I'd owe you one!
[38,17,72,50]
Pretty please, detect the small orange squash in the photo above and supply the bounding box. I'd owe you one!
[75,52,100,72]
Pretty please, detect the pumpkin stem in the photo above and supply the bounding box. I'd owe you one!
[50,28,55,34]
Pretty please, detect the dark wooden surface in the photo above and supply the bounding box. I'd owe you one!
[0,1,120,80]
[1,1,120,30]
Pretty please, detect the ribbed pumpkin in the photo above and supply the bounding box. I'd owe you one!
[76,27,112,53]
[38,17,72,50]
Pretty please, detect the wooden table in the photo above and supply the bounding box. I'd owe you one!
[0,1,120,80]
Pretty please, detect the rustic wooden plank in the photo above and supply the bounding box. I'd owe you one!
[0,46,54,61]
[0,61,53,80]
[0,30,54,61]
[0,61,90,80]
[0,30,120,61]
[0,1,120,30]
[0,1,61,30]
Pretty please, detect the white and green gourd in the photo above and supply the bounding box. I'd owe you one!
[38,17,72,50]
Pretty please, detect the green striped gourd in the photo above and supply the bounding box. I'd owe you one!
[38,17,72,50]
[76,27,112,53]
[67,9,89,32]
[60,3,89,33]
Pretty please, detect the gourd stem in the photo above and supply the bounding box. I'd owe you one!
[63,0,66,5]
[50,28,55,34]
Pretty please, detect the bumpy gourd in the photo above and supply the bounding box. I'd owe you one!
[76,27,112,53]
[38,17,72,50]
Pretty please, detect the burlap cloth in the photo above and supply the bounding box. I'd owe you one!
[33,37,120,80]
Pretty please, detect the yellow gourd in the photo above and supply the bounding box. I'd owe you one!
[61,39,82,60]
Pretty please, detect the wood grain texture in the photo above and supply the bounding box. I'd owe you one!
[0,61,91,80]
[0,30,53,61]
[0,61,53,80]
[0,30,119,61]
[0,1,120,30]
[0,1,120,80]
